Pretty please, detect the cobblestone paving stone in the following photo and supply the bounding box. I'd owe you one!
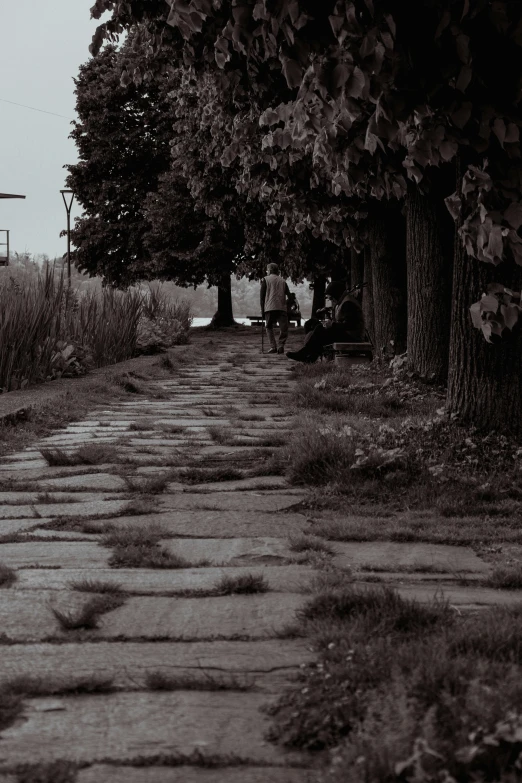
[0,328,508,780]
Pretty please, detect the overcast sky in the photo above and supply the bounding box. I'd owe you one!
[0,1,110,259]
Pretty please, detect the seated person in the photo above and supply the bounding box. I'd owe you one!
[287,291,300,316]
[286,280,365,363]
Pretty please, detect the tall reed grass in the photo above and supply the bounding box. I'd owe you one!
[0,266,191,393]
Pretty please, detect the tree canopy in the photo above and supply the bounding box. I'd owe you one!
[90,0,522,336]
[67,38,174,285]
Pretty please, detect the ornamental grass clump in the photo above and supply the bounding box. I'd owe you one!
[0,267,191,393]
[0,266,70,392]
[66,286,143,367]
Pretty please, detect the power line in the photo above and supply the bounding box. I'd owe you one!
[0,98,74,121]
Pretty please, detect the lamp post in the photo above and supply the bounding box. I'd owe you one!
[60,190,75,285]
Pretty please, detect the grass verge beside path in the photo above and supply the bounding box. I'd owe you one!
[269,582,522,781]
[267,360,522,780]
[283,361,522,548]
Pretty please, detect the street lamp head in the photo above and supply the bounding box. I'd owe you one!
[60,190,75,212]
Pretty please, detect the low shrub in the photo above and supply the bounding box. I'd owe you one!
[136,283,191,353]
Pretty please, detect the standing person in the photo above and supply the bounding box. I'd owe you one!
[260,263,291,354]
[286,280,365,362]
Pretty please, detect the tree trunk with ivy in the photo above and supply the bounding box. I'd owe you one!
[406,175,454,382]
[208,274,236,328]
[368,207,407,359]
[447,247,522,436]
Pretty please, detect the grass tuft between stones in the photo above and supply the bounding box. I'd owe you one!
[485,563,522,590]
[145,670,253,692]
[288,534,334,555]
[215,573,270,595]
[0,562,17,588]
[124,471,173,495]
[70,579,126,595]
[40,443,117,467]
[52,594,125,631]
[101,525,207,569]
[181,467,244,485]
[109,544,192,569]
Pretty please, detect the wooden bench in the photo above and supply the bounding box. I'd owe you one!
[323,342,373,364]
[248,314,302,327]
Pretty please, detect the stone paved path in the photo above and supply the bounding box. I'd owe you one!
[0,330,317,781]
[0,328,517,780]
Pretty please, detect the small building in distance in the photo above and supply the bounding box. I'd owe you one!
[0,193,26,266]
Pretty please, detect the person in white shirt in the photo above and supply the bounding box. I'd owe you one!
[260,263,292,354]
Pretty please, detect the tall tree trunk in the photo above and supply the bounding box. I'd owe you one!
[351,248,364,289]
[311,274,326,317]
[209,274,236,328]
[406,172,454,382]
[362,247,375,346]
[367,207,407,359]
[447,230,522,436]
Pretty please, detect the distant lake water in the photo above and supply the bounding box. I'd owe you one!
[191,317,252,327]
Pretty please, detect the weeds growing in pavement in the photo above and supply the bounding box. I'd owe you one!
[248,395,280,405]
[0,562,17,588]
[145,670,253,692]
[129,419,154,431]
[215,573,270,595]
[124,472,173,494]
[39,517,116,535]
[109,544,191,569]
[246,452,287,477]
[305,570,354,594]
[288,535,333,555]
[162,424,184,434]
[299,586,452,633]
[253,435,287,447]
[485,564,522,589]
[52,594,125,631]
[70,579,126,594]
[101,525,196,569]
[181,467,244,485]
[41,443,117,467]
[201,407,220,417]
[122,497,158,516]
[207,425,238,446]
